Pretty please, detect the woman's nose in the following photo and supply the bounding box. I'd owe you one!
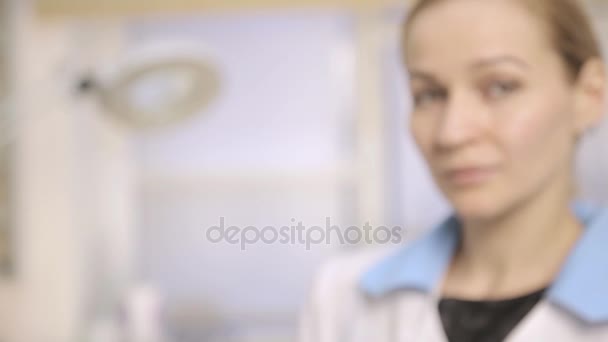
[434,91,485,150]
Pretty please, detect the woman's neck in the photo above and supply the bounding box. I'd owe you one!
[442,184,583,300]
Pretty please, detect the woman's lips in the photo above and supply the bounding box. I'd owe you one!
[443,166,497,186]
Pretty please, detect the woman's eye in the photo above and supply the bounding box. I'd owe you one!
[485,80,520,99]
[413,89,446,107]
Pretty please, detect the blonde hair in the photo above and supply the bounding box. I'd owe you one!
[403,0,603,81]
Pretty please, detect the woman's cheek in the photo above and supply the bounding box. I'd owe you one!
[411,118,433,156]
[500,101,572,181]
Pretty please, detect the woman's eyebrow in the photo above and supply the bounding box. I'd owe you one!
[408,70,441,84]
[470,55,530,70]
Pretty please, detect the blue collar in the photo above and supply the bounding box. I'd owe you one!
[359,200,608,324]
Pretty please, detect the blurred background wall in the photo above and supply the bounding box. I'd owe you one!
[0,0,606,341]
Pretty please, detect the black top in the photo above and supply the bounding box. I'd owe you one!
[438,287,548,342]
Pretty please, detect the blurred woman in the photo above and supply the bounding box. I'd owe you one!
[299,0,608,341]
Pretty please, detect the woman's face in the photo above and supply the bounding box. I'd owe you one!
[406,0,598,221]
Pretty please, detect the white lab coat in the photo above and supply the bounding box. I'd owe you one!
[298,201,608,341]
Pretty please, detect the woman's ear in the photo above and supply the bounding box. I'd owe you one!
[573,58,606,138]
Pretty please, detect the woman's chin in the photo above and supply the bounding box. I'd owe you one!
[446,190,506,224]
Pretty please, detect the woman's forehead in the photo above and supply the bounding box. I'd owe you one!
[404,0,554,71]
